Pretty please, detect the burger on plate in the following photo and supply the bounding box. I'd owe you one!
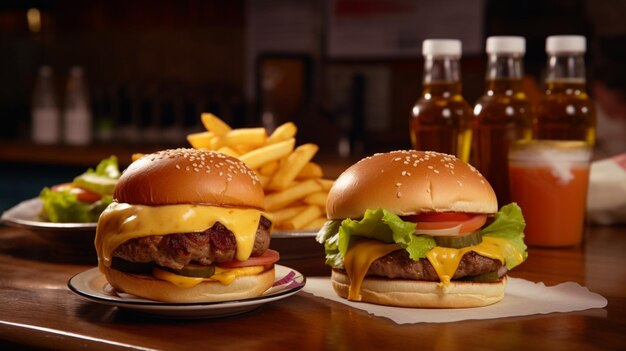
[316,150,527,308]
[95,148,278,303]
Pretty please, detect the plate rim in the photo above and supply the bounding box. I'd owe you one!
[1,197,97,231]
[272,230,318,239]
[67,264,306,308]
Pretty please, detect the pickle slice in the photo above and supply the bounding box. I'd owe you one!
[174,264,215,278]
[434,231,482,248]
[111,257,154,274]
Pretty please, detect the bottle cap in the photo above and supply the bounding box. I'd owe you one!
[422,39,462,57]
[546,35,586,54]
[486,36,525,54]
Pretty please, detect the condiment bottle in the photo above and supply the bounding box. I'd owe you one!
[64,66,92,145]
[32,65,61,144]
[410,39,472,162]
[472,36,532,204]
[534,35,596,145]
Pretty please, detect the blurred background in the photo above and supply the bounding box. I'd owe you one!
[1,0,626,211]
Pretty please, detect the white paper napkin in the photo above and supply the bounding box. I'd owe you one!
[302,277,608,324]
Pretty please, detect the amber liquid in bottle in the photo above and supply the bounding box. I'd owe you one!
[410,60,472,162]
[535,80,596,144]
[473,79,532,205]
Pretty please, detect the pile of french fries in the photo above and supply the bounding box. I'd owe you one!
[186,113,334,232]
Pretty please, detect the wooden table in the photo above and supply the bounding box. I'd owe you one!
[0,225,624,351]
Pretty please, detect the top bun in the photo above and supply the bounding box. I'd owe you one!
[327,150,497,219]
[114,148,265,209]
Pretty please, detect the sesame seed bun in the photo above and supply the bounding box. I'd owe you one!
[102,265,275,303]
[114,148,264,209]
[326,150,497,219]
[331,270,505,308]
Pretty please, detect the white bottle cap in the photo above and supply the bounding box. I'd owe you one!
[546,35,586,54]
[486,36,525,54]
[422,39,462,57]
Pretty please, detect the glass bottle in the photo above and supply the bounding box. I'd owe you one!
[472,36,532,204]
[534,35,596,145]
[31,65,61,144]
[64,66,92,145]
[410,39,472,162]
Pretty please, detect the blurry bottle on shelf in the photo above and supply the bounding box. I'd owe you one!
[63,66,92,145]
[31,65,61,144]
[472,36,533,204]
[410,39,472,162]
[93,85,115,142]
[534,35,596,145]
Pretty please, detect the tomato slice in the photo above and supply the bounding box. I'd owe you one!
[51,183,102,203]
[411,214,488,236]
[217,249,280,269]
[407,212,475,222]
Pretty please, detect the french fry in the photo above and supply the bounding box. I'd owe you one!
[187,113,334,231]
[201,113,231,135]
[270,205,308,225]
[302,217,328,230]
[131,153,144,162]
[282,205,323,230]
[238,138,295,170]
[268,143,319,191]
[265,179,323,211]
[316,178,335,192]
[212,128,267,150]
[266,122,297,145]
[296,162,323,180]
[216,146,240,157]
[257,174,271,188]
[259,160,279,176]
[187,131,215,149]
[303,191,328,207]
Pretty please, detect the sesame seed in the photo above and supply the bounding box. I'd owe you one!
[433,169,439,174]
[175,164,180,170]
[396,182,402,187]
[397,192,402,198]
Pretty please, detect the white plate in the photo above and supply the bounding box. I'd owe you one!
[1,197,97,231]
[1,198,97,259]
[67,265,305,319]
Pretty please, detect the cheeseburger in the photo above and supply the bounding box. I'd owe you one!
[317,150,527,308]
[95,148,278,302]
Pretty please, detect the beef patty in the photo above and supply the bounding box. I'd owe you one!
[112,216,272,270]
[365,249,503,281]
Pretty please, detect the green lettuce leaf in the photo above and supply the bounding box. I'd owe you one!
[318,204,528,270]
[38,156,119,223]
[479,203,528,270]
[73,156,120,195]
[39,188,112,223]
[317,209,436,268]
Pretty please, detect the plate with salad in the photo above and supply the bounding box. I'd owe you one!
[1,156,121,254]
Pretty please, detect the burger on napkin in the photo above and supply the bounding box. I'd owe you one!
[316,150,527,308]
[95,148,278,302]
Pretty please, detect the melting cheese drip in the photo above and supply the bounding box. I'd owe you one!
[343,239,400,301]
[95,202,265,271]
[153,266,265,288]
[344,236,518,298]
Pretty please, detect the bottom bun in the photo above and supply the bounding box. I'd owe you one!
[331,270,506,308]
[103,265,275,303]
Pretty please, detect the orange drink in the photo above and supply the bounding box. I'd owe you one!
[508,141,592,247]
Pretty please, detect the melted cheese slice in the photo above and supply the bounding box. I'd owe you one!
[153,266,265,288]
[343,239,400,301]
[95,202,265,270]
[343,236,517,298]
